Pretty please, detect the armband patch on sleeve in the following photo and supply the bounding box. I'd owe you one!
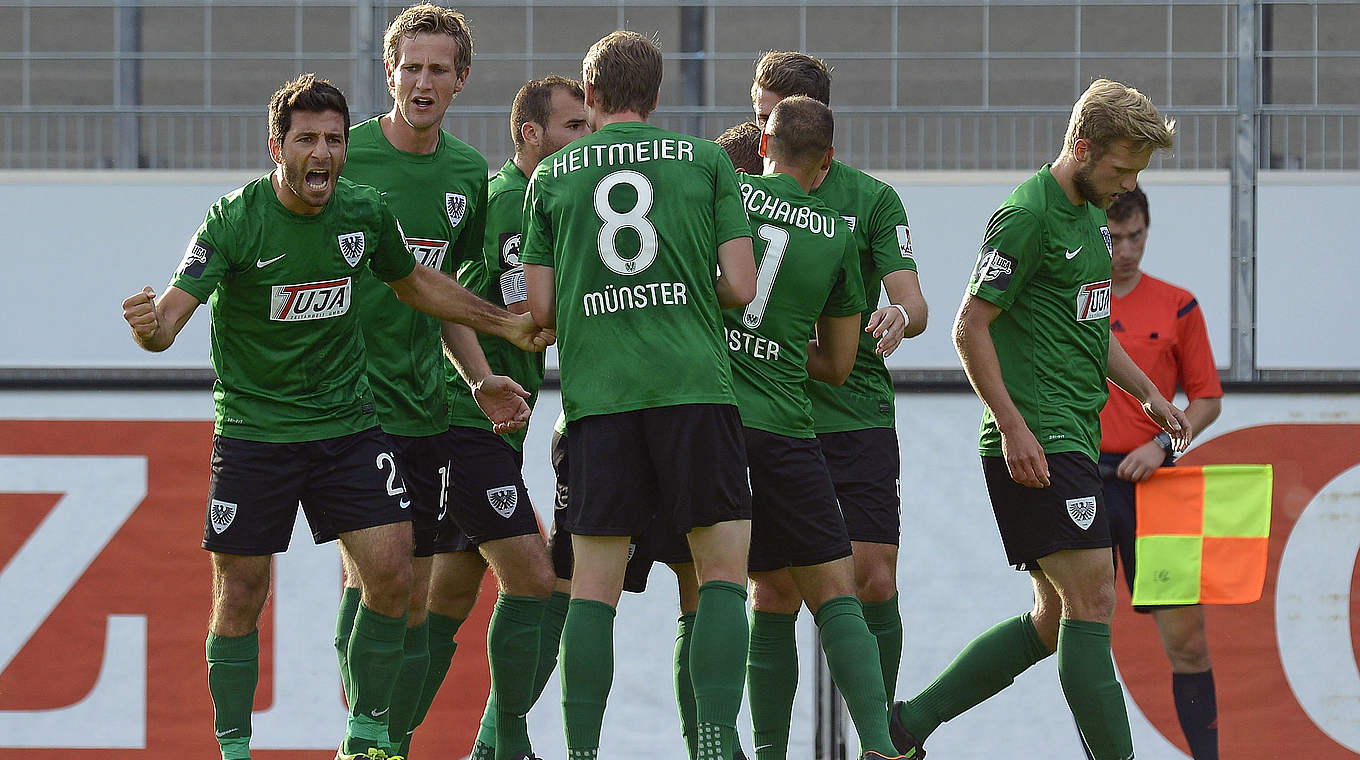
[972,248,1016,292]
[177,238,215,279]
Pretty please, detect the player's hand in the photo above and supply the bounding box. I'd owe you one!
[123,286,161,342]
[506,312,555,352]
[472,374,532,435]
[1000,423,1049,488]
[866,305,906,357]
[1116,440,1166,483]
[1141,396,1192,453]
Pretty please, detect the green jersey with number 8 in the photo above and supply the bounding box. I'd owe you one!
[520,121,752,422]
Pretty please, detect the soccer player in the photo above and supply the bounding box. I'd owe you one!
[120,74,550,760]
[521,30,757,760]
[419,74,591,760]
[327,5,538,758]
[715,121,764,175]
[732,95,903,760]
[888,79,1188,760]
[744,52,928,760]
[1094,186,1223,760]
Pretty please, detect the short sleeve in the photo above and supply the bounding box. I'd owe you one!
[518,170,555,268]
[968,205,1043,310]
[1173,295,1223,400]
[450,173,489,275]
[485,188,527,306]
[367,199,417,282]
[866,185,916,278]
[712,150,753,245]
[169,202,233,303]
[823,232,867,318]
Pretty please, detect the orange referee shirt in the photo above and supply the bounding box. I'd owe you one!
[1100,273,1223,454]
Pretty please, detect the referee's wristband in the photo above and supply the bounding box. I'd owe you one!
[890,303,910,327]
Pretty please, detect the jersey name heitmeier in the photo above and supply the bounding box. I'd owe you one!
[740,184,839,238]
[550,138,696,177]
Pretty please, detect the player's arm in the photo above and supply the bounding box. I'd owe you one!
[866,270,928,358]
[806,313,862,386]
[388,263,552,353]
[440,320,531,434]
[121,285,201,352]
[954,292,1049,488]
[715,236,756,309]
[524,263,556,329]
[1107,333,1191,452]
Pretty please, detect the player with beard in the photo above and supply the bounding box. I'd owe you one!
[120,73,551,760]
[888,79,1187,760]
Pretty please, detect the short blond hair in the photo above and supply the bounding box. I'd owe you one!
[582,31,662,118]
[1061,79,1175,157]
[383,3,473,76]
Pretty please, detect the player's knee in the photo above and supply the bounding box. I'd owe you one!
[358,559,413,616]
[751,574,803,614]
[1062,580,1116,623]
[854,562,898,603]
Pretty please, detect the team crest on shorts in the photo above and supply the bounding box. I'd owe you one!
[487,485,518,518]
[446,193,467,228]
[1065,496,1097,530]
[210,499,238,534]
[338,232,365,267]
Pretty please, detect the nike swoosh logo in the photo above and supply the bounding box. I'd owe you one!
[215,728,239,737]
[399,499,411,509]
[256,253,286,268]
[370,707,390,718]
[755,745,773,752]
[1064,246,1082,260]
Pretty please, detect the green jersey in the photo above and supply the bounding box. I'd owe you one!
[726,173,865,438]
[170,175,416,442]
[520,121,751,422]
[342,118,488,437]
[446,159,546,451]
[805,160,918,433]
[969,165,1113,462]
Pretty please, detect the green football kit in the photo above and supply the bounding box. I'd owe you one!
[726,172,865,437]
[171,174,415,443]
[342,116,487,438]
[806,159,918,433]
[519,121,752,422]
[968,164,1113,463]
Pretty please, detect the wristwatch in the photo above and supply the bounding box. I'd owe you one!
[1153,431,1175,457]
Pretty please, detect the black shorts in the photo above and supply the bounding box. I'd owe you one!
[564,404,751,537]
[432,426,540,551]
[547,428,654,593]
[817,427,901,545]
[983,451,1111,571]
[1099,451,1186,611]
[747,429,853,573]
[203,428,411,555]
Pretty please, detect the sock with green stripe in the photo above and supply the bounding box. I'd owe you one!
[1058,619,1134,760]
[342,604,407,754]
[207,630,258,760]
[691,581,749,760]
[861,593,903,702]
[815,596,894,755]
[560,598,617,758]
[746,610,798,760]
[896,612,1052,743]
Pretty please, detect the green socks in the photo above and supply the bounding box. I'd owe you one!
[897,612,1052,742]
[207,630,258,760]
[690,581,749,760]
[476,590,570,758]
[814,596,894,755]
[488,594,548,759]
[747,610,798,760]
[404,611,464,756]
[334,586,362,704]
[560,598,617,757]
[342,604,408,754]
[386,620,430,751]
[674,612,699,758]
[861,594,903,702]
[1058,619,1134,760]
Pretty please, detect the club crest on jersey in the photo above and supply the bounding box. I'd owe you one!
[1100,225,1113,257]
[210,499,238,534]
[177,239,214,279]
[896,225,913,259]
[270,277,352,321]
[841,215,857,233]
[499,232,522,270]
[406,238,449,270]
[1076,279,1112,321]
[487,485,517,518]
[338,232,365,267]
[1066,496,1097,530]
[446,193,467,228]
[974,248,1016,291]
